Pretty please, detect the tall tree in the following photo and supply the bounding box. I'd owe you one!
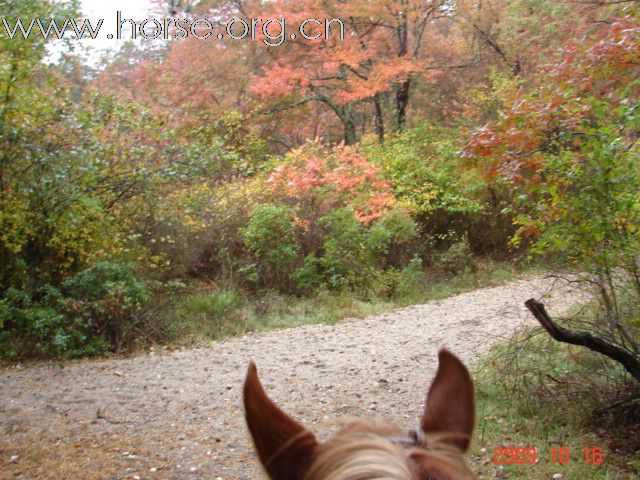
[249,0,450,144]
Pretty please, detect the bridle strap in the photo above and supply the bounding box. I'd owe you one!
[387,428,470,454]
[386,429,425,449]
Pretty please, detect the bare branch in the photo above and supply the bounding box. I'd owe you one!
[524,298,640,383]
[259,97,319,115]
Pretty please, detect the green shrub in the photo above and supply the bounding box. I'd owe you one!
[238,262,259,285]
[302,207,421,292]
[291,254,323,294]
[1,287,72,358]
[0,285,107,358]
[431,233,477,274]
[243,204,300,289]
[360,255,427,301]
[62,261,150,352]
[366,207,419,267]
[363,124,517,256]
[364,221,393,258]
[319,208,372,288]
[0,261,151,358]
[63,262,148,307]
[393,255,427,299]
[364,124,484,217]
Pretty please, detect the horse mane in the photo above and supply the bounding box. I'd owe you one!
[303,425,412,480]
[302,421,475,480]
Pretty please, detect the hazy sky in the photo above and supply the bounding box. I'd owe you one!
[80,0,154,50]
[45,0,155,62]
[82,0,152,19]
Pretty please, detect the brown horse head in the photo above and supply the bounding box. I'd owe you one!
[243,349,476,480]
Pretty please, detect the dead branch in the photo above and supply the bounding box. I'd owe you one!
[524,298,640,383]
[96,407,134,425]
[95,406,160,425]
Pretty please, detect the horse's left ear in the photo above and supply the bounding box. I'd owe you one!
[243,362,319,480]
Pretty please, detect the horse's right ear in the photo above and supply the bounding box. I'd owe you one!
[244,362,319,480]
[420,349,475,452]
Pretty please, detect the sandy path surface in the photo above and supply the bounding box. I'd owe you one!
[0,275,584,479]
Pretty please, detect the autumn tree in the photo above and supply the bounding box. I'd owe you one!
[466,11,640,382]
[247,0,452,144]
[267,142,394,224]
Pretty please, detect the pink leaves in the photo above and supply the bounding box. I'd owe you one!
[268,144,394,223]
[250,65,311,99]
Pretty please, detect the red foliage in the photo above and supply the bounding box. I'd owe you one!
[464,15,640,182]
[268,144,394,224]
[248,0,445,121]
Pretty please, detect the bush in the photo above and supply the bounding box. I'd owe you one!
[430,233,477,274]
[62,261,150,352]
[364,124,485,217]
[509,99,640,381]
[319,208,372,288]
[242,204,301,290]
[0,286,87,358]
[291,254,323,294]
[267,142,394,225]
[393,255,427,299]
[366,207,419,267]
[0,261,150,358]
[0,286,110,359]
[285,207,422,293]
[364,124,517,256]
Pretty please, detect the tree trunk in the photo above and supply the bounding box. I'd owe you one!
[373,94,385,143]
[395,7,410,130]
[343,113,357,145]
[317,95,358,145]
[395,78,410,129]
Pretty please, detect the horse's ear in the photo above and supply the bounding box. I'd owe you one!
[243,362,319,480]
[420,349,475,452]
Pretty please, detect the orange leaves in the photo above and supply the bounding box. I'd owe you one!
[268,143,394,224]
[515,225,540,239]
[464,14,640,184]
[248,0,449,117]
[547,17,640,97]
[336,57,429,104]
[250,64,311,99]
[464,125,500,158]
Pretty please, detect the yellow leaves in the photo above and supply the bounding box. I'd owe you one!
[293,215,311,231]
[613,211,638,235]
[0,200,29,255]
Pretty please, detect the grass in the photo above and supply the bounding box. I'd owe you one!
[158,259,541,347]
[469,332,640,479]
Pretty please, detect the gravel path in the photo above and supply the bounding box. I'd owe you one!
[0,275,585,480]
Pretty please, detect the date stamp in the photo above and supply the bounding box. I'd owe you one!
[492,446,605,466]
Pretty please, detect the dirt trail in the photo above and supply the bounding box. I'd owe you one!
[0,275,584,479]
